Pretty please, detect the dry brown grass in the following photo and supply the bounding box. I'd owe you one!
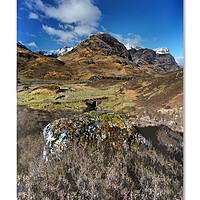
[17,132,183,199]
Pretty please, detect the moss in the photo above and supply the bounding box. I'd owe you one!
[43,112,137,152]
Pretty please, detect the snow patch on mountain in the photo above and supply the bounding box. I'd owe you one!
[125,43,143,51]
[154,47,170,54]
[126,44,171,55]
[37,46,73,58]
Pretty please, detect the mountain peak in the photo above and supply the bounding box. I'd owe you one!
[68,32,133,61]
[125,43,143,51]
[83,32,124,47]
[37,46,73,58]
[154,47,170,54]
[57,32,147,80]
[89,32,111,38]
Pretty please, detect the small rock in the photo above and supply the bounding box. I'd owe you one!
[167,120,177,126]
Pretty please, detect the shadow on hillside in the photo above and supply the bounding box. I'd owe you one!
[135,125,183,163]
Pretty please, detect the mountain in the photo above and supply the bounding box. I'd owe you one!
[17,42,30,50]
[17,33,180,81]
[125,43,143,51]
[17,42,72,80]
[58,32,147,80]
[37,46,73,58]
[128,46,180,75]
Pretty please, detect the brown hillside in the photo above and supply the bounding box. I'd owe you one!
[17,33,180,81]
[17,45,72,80]
[58,32,148,80]
[133,69,183,108]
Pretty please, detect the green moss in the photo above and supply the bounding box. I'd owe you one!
[44,112,137,151]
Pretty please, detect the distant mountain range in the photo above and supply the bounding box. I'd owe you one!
[37,46,73,58]
[125,44,170,54]
[17,32,181,80]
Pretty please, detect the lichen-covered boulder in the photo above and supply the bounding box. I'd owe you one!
[43,113,137,153]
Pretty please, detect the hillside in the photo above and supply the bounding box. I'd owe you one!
[17,42,72,80]
[128,46,180,75]
[58,32,148,80]
[17,33,180,81]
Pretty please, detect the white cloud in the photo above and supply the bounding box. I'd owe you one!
[110,32,143,47]
[26,42,38,48]
[175,57,184,66]
[26,0,102,44]
[74,24,97,36]
[58,23,74,30]
[42,25,76,44]
[43,0,101,26]
[29,12,39,19]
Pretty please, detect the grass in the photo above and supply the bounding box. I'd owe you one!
[17,82,137,114]
[17,131,183,199]
[17,77,183,127]
[17,77,183,199]
[17,88,60,104]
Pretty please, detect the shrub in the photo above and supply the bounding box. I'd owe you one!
[17,134,183,199]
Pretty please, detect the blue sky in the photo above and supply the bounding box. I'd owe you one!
[17,0,183,63]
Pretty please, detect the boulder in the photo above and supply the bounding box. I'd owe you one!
[43,113,137,154]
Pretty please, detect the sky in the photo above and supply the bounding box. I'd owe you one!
[17,0,183,64]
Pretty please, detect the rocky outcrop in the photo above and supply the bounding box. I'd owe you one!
[84,97,108,112]
[43,113,140,155]
[81,32,133,60]
[128,47,180,75]
[43,113,155,160]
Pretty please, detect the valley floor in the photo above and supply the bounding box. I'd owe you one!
[17,74,183,199]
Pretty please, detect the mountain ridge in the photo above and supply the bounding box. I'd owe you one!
[17,32,180,80]
[37,46,73,58]
[17,43,72,80]
[57,32,147,80]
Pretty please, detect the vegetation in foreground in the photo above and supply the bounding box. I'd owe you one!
[17,32,183,199]
[17,112,183,199]
[17,71,183,199]
[17,135,183,199]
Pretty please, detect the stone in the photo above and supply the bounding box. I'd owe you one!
[43,113,138,154]
[167,121,177,126]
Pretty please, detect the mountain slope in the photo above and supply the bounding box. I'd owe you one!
[17,42,72,80]
[128,46,180,75]
[17,33,180,81]
[58,32,147,80]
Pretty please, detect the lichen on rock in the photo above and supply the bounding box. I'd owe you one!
[43,112,138,154]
